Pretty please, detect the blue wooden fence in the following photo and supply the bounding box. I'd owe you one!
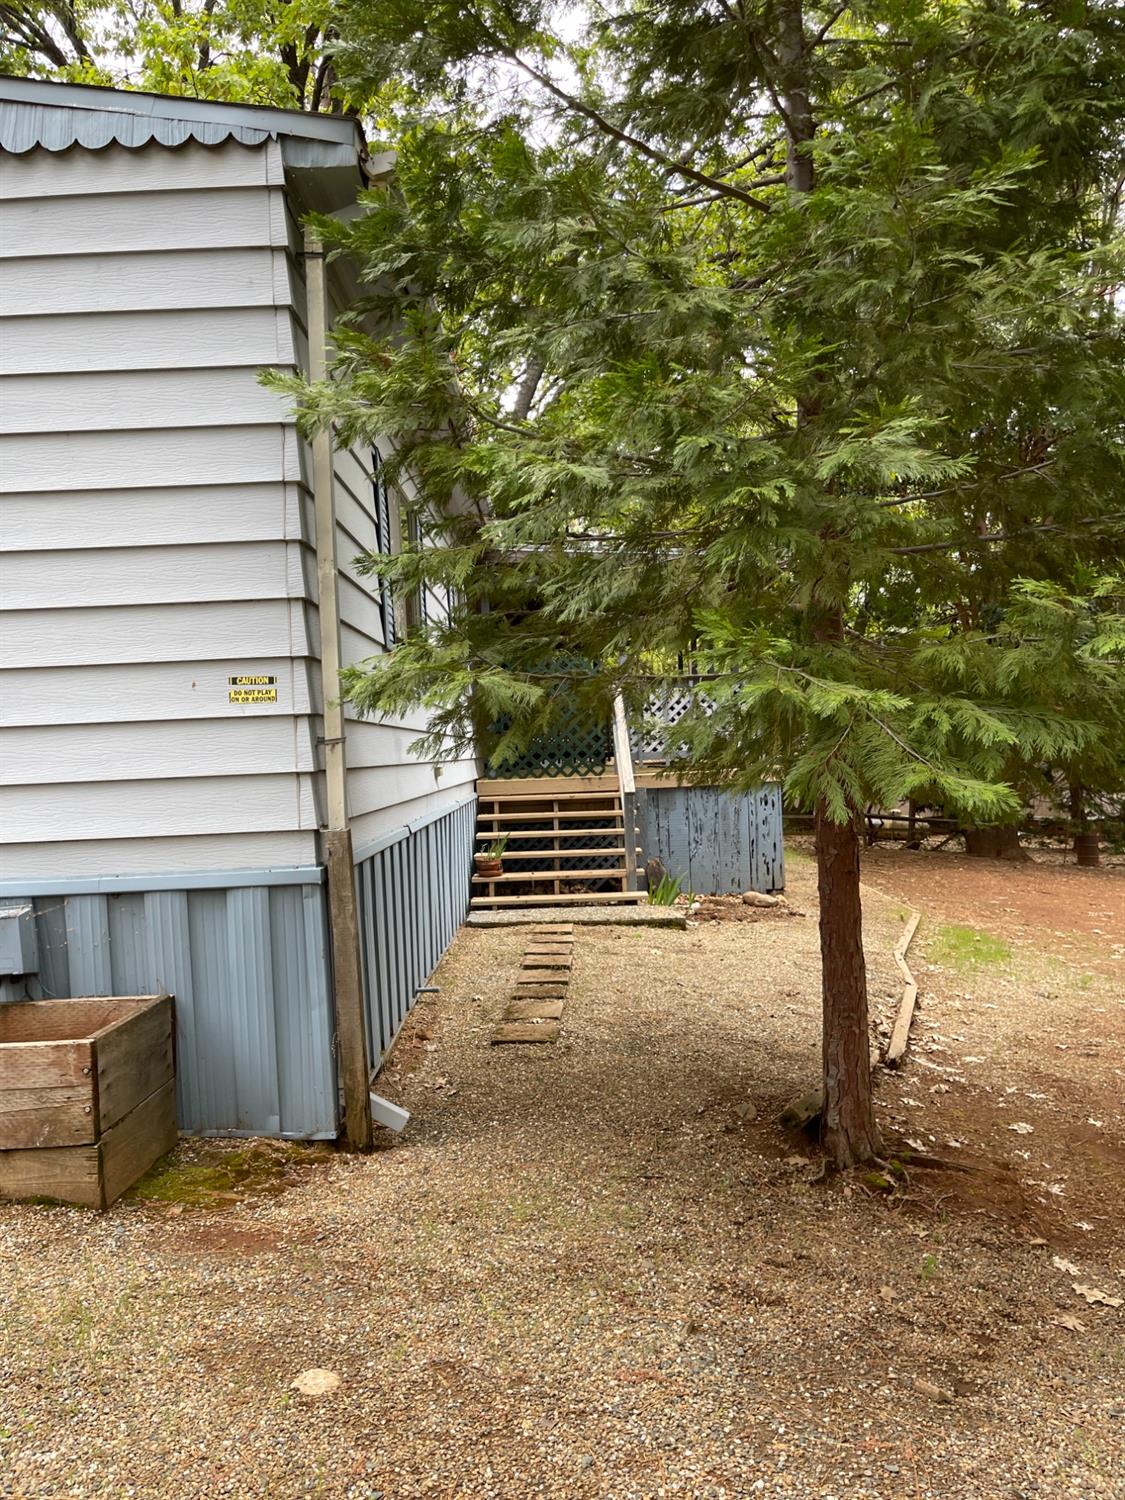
[640,784,784,895]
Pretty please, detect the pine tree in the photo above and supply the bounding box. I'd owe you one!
[280,0,1125,1168]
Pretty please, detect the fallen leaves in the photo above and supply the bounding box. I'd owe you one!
[1054,1314,1087,1333]
[1072,1285,1123,1309]
[1008,1122,1034,1135]
[1052,1256,1082,1276]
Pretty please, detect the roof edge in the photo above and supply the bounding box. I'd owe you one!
[0,75,364,151]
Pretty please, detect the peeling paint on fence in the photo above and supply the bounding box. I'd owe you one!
[640,784,784,895]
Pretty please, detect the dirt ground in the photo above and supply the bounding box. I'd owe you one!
[1,847,1122,1500]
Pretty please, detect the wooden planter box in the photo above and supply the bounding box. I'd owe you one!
[0,995,176,1209]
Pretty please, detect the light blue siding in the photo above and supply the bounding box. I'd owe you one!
[11,875,336,1138]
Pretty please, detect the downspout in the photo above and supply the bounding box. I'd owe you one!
[305,226,373,1151]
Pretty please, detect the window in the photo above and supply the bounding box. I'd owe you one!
[371,446,396,648]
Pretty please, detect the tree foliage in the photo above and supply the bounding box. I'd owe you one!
[288,0,1124,830]
[1,0,342,109]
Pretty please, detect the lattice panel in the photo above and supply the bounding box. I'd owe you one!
[486,709,612,778]
[631,687,716,761]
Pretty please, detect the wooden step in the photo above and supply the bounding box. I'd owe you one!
[472,868,630,884]
[486,852,639,864]
[471,891,648,908]
[477,816,630,828]
[478,791,622,804]
[477,826,627,839]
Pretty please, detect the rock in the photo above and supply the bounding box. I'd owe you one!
[291,1368,341,1397]
[742,891,783,907]
[734,1100,758,1122]
[779,1088,823,1131]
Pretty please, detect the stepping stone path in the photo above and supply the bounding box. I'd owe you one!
[491,925,574,1044]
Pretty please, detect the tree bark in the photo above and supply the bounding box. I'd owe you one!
[815,802,882,1168]
[962,824,1027,860]
[1069,781,1100,866]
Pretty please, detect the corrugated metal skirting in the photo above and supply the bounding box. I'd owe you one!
[14,882,336,1138]
[641,784,785,895]
[354,798,476,1066]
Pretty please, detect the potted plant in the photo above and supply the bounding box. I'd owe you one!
[474,835,508,878]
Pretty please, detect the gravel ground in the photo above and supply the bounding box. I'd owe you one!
[1,851,1122,1500]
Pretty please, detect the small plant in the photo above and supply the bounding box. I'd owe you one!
[920,1253,940,1281]
[473,835,509,878]
[648,871,682,906]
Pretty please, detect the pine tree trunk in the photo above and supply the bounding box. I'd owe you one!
[815,801,881,1168]
[782,0,878,1170]
[1070,781,1100,866]
[962,824,1027,860]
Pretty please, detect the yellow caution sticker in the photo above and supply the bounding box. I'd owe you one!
[229,688,278,704]
[228,675,277,686]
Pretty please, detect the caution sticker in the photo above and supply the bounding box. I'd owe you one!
[229,688,278,704]
[228,675,277,686]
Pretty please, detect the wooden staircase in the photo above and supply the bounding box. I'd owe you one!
[471,776,647,909]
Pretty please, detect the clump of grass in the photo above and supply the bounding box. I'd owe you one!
[927,922,1012,971]
[128,1141,332,1206]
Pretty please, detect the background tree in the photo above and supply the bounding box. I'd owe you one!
[1,0,343,109]
[295,0,1120,1166]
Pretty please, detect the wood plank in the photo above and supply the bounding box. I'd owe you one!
[472,811,625,825]
[472,869,627,884]
[490,1022,561,1045]
[476,776,621,796]
[520,955,572,969]
[513,986,568,1002]
[470,891,648,908]
[0,1137,101,1207]
[99,1078,179,1208]
[505,999,564,1021]
[95,997,174,1134]
[885,912,923,1067]
[0,1038,94,1148]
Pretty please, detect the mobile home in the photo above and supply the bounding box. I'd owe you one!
[0,78,477,1138]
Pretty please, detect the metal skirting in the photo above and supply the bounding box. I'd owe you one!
[641,784,784,895]
[354,797,476,1065]
[11,879,337,1139]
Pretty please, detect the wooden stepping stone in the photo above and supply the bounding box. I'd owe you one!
[514,982,568,998]
[505,998,564,1021]
[491,1021,561,1044]
[521,954,572,968]
[532,924,573,934]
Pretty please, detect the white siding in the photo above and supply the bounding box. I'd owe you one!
[0,132,476,883]
[0,138,320,878]
[267,263,481,854]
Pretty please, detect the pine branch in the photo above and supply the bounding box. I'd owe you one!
[489,34,775,214]
[888,513,1124,557]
